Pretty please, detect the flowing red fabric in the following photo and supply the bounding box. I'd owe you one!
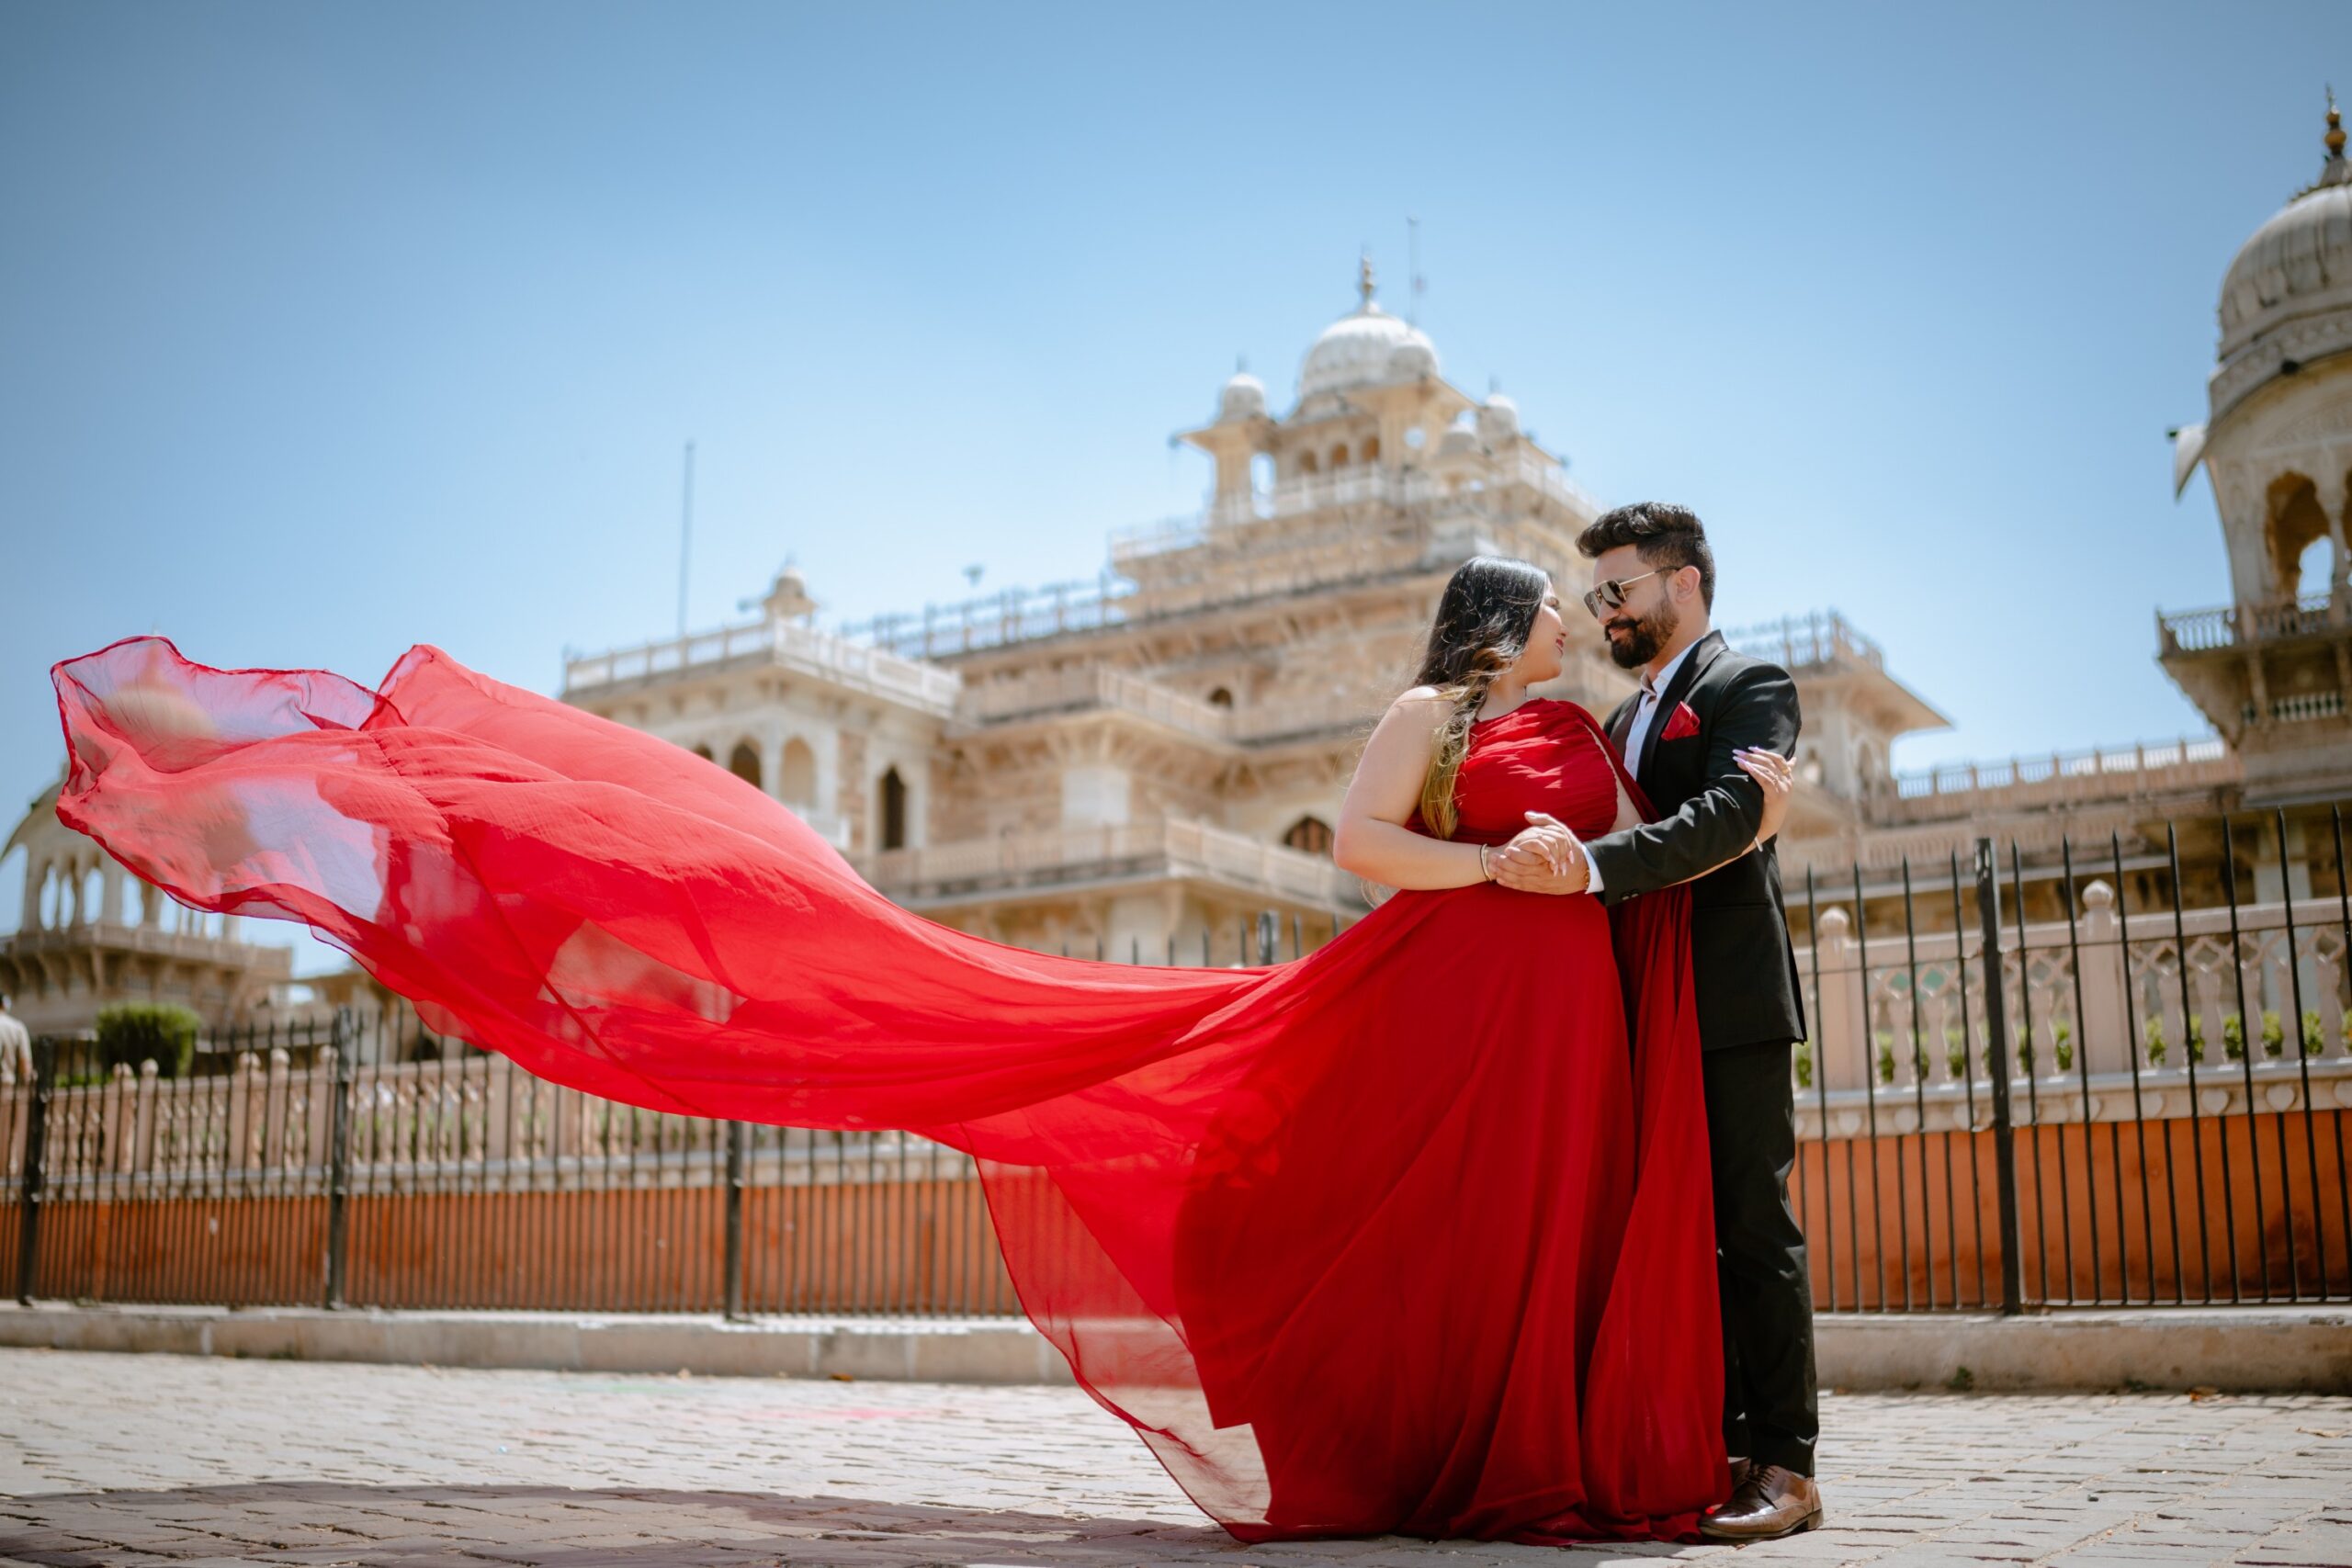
[51,637,1726,1544]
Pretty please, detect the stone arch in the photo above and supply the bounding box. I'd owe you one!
[1282,816,1335,856]
[1328,443,1350,469]
[81,864,104,925]
[690,742,715,762]
[1206,687,1235,708]
[1250,453,1275,493]
[878,767,909,852]
[779,738,818,807]
[36,862,60,930]
[728,740,762,790]
[1361,434,1381,464]
[1296,450,1319,477]
[2265,470,2335,598]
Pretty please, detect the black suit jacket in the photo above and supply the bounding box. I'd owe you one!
[1586,629,1808,1053]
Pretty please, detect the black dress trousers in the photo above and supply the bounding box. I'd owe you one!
[1699,1037,1819,1476]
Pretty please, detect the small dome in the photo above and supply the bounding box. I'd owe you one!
[2210,101,2352,416]
[761,564,816,620]
[1299,305,1439,400]
[1386,340,1437,380]
[1218,371,1268,421]
[1476,393,1521,445]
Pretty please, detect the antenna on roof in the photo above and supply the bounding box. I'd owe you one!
[1408,216,1425,326]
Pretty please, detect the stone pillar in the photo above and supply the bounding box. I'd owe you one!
[2254,817,2315,903]
[1815,908,1871,1090]
[2075,882,2132,1077]
[2319,460,2351,595]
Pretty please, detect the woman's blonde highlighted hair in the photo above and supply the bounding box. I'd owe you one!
[1411,557,1550,839]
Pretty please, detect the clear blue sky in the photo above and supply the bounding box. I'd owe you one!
[6,1,2348,952]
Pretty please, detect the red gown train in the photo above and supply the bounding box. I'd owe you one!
[50,637,1726,1544]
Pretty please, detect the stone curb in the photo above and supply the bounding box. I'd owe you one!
[0,1302,1075,1385]
[3,1302,2347,1392]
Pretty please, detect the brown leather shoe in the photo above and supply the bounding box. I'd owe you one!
[1726,1455,1752,1493]
[1698,1463,1822,1541]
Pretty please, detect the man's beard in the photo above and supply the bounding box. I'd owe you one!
[1603,599,1679,670]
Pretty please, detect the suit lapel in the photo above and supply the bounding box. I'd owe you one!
[1635,630,1727,790]
[1605,694,1637,756]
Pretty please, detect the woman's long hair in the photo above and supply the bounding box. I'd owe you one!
[1412,556,1549,839]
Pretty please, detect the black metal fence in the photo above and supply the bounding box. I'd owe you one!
[6,816,2349,1316]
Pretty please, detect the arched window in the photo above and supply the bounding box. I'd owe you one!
[37,863,59,931]
[1250,453,1275,494]
[1283,816,1335,856]
[729,741,762,790]
[1297,450,1319,477]
[83,867,104,925]
[780,739,817,807]
[1328,444,1349,469]
[1361,434,1381,463]
[1206,687,1235,708]
[690,742,714,762]
[879,767,909,852]
[2267,472,2333,597]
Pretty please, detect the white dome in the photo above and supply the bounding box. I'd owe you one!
[2210,111,2352,417]
[1218,371,1268,421]
[1386,339,1437,380]
[1476,393,1521,444]
[1298,304,1439,400]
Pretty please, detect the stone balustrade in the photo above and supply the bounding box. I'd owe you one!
[563,618,961,712]
[859,818,1356,908]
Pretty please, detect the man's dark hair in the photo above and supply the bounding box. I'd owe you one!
[1576,502,1715,611]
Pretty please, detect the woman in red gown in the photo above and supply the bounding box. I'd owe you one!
[48,556,1788,1546]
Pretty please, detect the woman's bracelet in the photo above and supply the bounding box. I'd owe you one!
[1477,843,1493,882]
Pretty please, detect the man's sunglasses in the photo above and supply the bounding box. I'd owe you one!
[1581,569,1666,618]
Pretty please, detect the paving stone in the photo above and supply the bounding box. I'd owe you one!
[1,1350,2348,1565]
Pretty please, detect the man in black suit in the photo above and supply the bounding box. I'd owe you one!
[1495,502,1820,1540]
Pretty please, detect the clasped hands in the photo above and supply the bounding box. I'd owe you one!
[1488,747,1798,896]
[1491,814,1593,894]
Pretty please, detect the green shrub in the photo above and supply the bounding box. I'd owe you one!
[1946,1023,1969,1080]
[2303,1010,2327,1060]
[2144,1016,2166,1066]
[94,1002,202,1079]
[2053,1019,2074,1074]
[1793,1041,1814,1089]
[1875,1030,1895,1086]
[2261,1010,2285,1058]
[2222,1012,2245,1062]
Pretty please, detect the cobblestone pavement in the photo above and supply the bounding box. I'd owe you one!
[0,1349,2346,1568]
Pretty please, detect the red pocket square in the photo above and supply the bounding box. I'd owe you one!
[1659,701,1702,742]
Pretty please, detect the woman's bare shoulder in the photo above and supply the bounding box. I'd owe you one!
[1386,685,1453,717]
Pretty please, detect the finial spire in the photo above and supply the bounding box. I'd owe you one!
[1358,251,1376,310]
[2330,85,2346,161]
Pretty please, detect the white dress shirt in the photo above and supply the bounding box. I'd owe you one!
[1619,638,1701,774]
[1586,638,1701,897]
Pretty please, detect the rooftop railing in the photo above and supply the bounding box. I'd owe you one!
[1724,610,1886,672]
[2159,592,2339,653]
[562,617,962,713]
[859,818,1359,908]
[1880,737,2236,819]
